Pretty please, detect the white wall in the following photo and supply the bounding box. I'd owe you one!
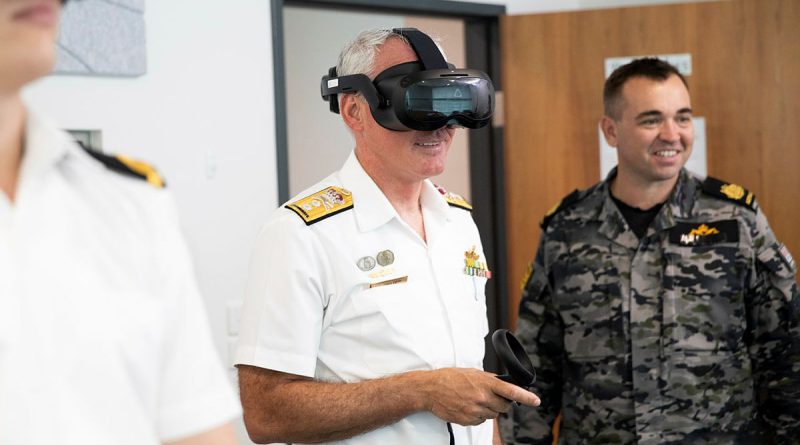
[23,2,275,438]
[284,7,404,196]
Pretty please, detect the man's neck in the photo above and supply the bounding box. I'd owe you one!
[354,150,427,242]
[0,94,26,202]
[610,169,679,210]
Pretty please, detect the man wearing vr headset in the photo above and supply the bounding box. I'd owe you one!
[0,1,240,443]
[235,28,540,445]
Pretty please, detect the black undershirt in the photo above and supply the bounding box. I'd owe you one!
[611,194,665,239]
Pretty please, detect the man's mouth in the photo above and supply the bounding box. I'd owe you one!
[654,149,679,158]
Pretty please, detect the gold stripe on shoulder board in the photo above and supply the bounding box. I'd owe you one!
[444,192,472,211]
[285,186,354,225]
[116,154,165,188]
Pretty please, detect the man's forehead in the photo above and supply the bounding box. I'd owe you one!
[372,38,418,74]
[621,75,691,114]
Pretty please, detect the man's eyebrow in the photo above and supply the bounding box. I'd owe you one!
[635,108,693,120]
[635,110,662,120]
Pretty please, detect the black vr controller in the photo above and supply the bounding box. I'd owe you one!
[491,329,536,388]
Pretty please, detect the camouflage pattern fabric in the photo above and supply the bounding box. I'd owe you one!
[501,168,800,445]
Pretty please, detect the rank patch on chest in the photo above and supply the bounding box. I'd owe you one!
[669,220,739,246]
[464,246,492,278]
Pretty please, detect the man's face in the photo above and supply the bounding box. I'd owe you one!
[602,74,694,186]
[347,37,455,184]
[0,0,61,93]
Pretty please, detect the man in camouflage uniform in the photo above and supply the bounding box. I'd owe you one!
[502,58,800,444]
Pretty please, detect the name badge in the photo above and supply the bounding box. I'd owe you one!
[669,220,739,246]
[368,276,408,289]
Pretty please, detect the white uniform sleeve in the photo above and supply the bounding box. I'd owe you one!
[234,210,328,377]
[152,193,241,442]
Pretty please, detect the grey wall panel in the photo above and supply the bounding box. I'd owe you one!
[55,0,147,76]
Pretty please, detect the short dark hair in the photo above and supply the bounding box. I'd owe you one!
[603,58,688,120]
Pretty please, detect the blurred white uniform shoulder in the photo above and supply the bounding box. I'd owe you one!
[0,110,241,445]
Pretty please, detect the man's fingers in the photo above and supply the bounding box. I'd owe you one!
[493,381,541,407]
[483,394,513,414]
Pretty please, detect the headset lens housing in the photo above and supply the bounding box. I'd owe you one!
[404,77,494,129]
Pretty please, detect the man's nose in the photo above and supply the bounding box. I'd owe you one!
[659,119,681,143]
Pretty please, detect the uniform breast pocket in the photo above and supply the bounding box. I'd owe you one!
[105,291,167,370]
[55,286,166,391]
[352,280,450,374]
[663,244,747,352]
[552,247,624,359]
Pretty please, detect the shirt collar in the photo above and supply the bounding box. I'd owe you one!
[18,110,75,183]
[596,167,697,246]
[339,151,452,233]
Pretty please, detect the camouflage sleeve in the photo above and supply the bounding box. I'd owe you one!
[747,208,800,440]
[500,238,564,445]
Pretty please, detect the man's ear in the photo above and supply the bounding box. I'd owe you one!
[600,116,618,148]
[341,94,366,133]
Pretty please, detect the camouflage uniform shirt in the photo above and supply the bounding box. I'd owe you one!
[503,168,800,445]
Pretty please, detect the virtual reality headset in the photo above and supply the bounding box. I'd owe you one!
[321,28,495,132]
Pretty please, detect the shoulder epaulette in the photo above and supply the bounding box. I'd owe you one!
[540,189,584,229]
[701,176,756,212]
[285,186,354,225]
[444,192,472,211]
[80,144,166,188]
[434,184,472,211]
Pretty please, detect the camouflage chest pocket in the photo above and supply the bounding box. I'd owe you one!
[663,221,748,352]
[552,245,625,359]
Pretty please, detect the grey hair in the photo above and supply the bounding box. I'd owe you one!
[336,28,446,78]
[336,29,409,79]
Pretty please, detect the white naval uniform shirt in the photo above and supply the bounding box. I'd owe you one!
[236,151,493,445]
[0,111,241,444]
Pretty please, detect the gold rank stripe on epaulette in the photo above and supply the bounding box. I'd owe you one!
[540,189,582,229]
[285,186,354,225]
[80,144,166,188]
[701,176,756,212]
[116,155,165,188]
[444,192,472,211]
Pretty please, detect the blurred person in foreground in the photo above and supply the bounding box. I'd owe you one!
[0,1,241,443]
